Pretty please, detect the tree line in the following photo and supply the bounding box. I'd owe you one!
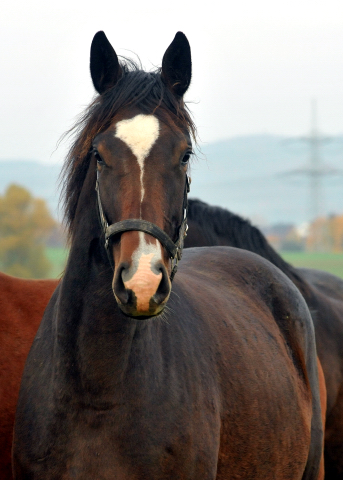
[0,184,57,278]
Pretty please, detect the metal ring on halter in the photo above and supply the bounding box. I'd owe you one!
[95,171,190,281]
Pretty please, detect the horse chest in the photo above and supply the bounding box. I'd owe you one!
[27,379,222,480]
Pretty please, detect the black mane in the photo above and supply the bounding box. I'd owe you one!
[187,199,311,295]
[60,58,196,236]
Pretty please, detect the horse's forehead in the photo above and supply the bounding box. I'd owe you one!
[114,114,160,162]
[97,111,190,156]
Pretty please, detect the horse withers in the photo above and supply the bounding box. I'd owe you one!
[13,32,324,479]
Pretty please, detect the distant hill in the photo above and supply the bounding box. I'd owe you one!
[1,134,343,225]
[191,134,343,224]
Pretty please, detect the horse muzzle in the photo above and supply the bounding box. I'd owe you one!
[112,256,171,317]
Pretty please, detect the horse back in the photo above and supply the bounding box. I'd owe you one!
[179,247,324,479]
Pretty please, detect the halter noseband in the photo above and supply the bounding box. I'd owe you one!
[95,171,190,281]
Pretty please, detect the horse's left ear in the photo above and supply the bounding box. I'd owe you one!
[90,31,122,94]
[162,32,192,97]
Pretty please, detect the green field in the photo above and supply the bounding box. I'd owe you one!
[45,247,69,278]
[280,252,343,279]
[46,247,343,280]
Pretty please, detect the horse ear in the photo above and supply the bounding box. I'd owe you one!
[90,31,122,94]
[162,32,192,97]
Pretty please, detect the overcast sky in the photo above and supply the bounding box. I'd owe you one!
[1,0,343,165]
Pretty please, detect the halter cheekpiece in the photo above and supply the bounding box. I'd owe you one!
[95,167,190,281]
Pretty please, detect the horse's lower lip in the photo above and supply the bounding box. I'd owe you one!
[123,313,158,320]
[116,299,166,319]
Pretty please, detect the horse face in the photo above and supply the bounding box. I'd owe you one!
[92,108,191,317]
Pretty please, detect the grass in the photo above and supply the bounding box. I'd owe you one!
[45,247,69,278]
[45,247,343,281]
[280,252,343,279]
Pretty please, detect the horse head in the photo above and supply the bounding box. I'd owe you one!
[89,31,193,317]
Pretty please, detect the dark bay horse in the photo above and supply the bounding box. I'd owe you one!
[1,201,336,479]
[12,31,324,479]
[298,268,343,303]
[186,199,343,479]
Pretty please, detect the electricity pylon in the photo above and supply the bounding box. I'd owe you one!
[279,99,343,222]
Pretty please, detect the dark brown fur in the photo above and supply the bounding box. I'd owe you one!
[186,199,343,479]
[13,247,324,480]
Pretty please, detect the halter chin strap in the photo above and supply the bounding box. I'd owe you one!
[95,172,190,281]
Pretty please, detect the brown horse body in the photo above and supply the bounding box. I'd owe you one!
[0,272,58,479]
[12,32,323,479]
[298,268,343,303]
[2,217,336,478]
[13,247,324,480]
[186,199,343,479]
[1,201,340,478]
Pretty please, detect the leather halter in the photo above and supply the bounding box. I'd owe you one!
[95,171,190,281]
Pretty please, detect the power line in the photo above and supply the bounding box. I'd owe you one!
[278,99,343,222]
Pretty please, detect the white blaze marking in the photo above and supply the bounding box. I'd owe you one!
[115,114,160,207]
[130,232,163,269]
[122,232,164,312]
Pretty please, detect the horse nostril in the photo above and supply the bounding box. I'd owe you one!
[153,265,171,305]
[113,265,129,305]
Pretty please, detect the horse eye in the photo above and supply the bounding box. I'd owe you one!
[181,151,193,165]
[93,150,106,166]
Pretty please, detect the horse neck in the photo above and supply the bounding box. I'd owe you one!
[56,181,143,404]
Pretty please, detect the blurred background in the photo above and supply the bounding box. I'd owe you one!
[1,0,343,278]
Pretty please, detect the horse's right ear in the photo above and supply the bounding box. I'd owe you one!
[90,31,122,95]
[162,32,192,97]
